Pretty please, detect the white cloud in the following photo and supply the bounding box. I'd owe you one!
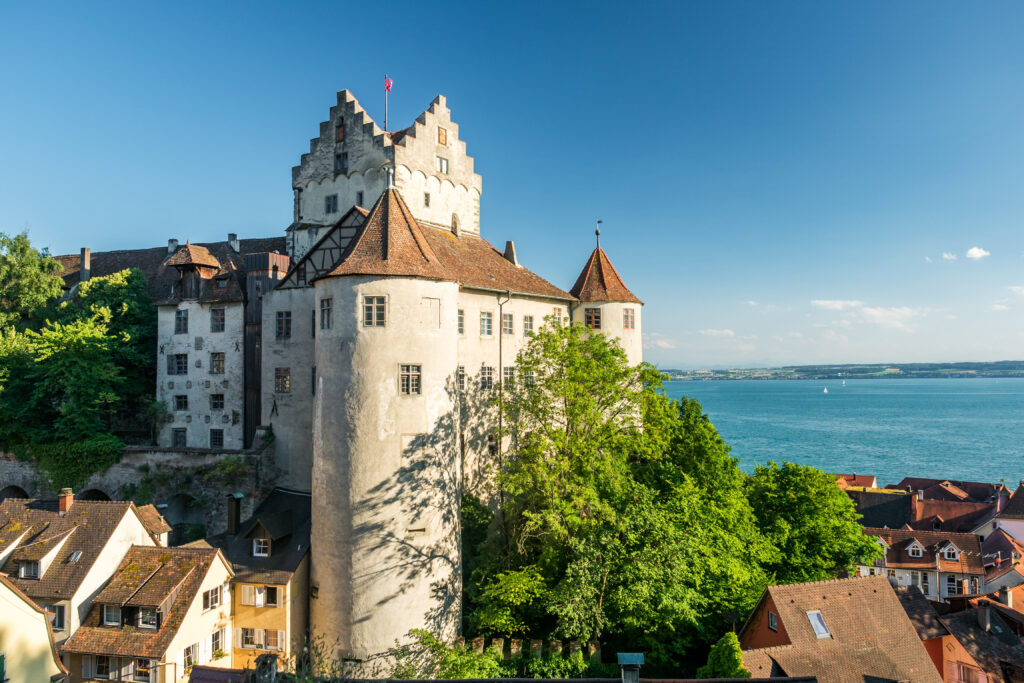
[787,331,803,338]
[967,246,991,260]
[924,256,932,263]
[942,252,957,261]
[811,299,863,311]
[699,328,735,337]
[643,332,677,350]
[990,303,1010,312]
[746,300,759,307]
[1008,286,1024,296]
[859,306,921,330]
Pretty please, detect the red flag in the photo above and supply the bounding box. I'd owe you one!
[385,76,393,93]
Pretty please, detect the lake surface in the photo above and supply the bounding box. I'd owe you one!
[663,378,1024,487]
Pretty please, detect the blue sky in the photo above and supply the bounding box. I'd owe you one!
[2,1,1023,368]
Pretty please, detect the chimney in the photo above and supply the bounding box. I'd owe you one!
[1000,585,1012,608]
[917,489,925,501]
[227,493,242,535]
[978,600,993,632]
[503,240,519,266]
[228,233,240,252]
[167,238,179,255]
[79,248,91,283]
[58,488,74,514]
[617,653,644,683]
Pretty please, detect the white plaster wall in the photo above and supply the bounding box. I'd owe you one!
[165,555,234,681]
[70,510,156,640]
[260,286,317,492]
[310,276,461,660]
[395,167,480,235]
[156,301,246,449]
[570,301,644,367]
[297,169,386,243]
[0,581,65,683]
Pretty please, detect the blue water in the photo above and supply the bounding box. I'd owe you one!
[663,378,1024,487]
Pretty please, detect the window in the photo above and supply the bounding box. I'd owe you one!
[523,315,534,336]
[502,313,514,335]
[253,538,270,557]
[363,296,386,326]
[944,546,959,561]
[202,587,221,611]
[922,571,930,594]
[584,308,602,329]
[480,311,493,336]
[311,309,316,336]
[908,544,923,558]
[435,156,449,174]
[503,366,515,387]
[183,643,197,668]
[242,627,259,648]
[487,433,498,457]
[334,152,348,173]
[947,575,959,595]
[174,395,188,411]
[168,353,188,375]
[103,604,121,626]
[424,192,430,207]
[96,655,112,678]
[134,658,151,682]
[139,608,158,629]
[210,429,224,449]
[175,309,189,334]
[320,298,332,330]
[438,126,447,145]
[525,370,536,386]
[970,576,980,594]
[254,585,266,607]
[400,365,422,395]
[265,628,281,650]
[265,586,279,607]
[457,366,465,392]
[172,429,187,448]
[19,561,38,579]
[623,308,635,329]
[325,194,338,214]
[44,604,65,631]
[296,263,307,286]
[886,568,897,579]
[216,278,227,289]
[210,352,225,375]
[457,309,464,334]
[552,307,563,325]
[356,190,364,206]
[806,610,831,639]
[336,123,344,142]
[480,366,494,390]
[274,368,291,393]
[768,611,778,632]
[210,307,225,333]
[211,629,223,655]
[276,311,291,339]
[210,394,224,410]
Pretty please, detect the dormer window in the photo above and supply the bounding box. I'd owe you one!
[102,604,121,626]
[253,538,270,557]
[19,560,39,579]
[944,546,959,561]
[932,520,942,531]
[908,544,923,558]
[138,607,158,629]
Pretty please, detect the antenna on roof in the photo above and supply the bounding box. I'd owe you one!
[595,220,602,249]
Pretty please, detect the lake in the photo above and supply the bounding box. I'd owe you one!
[663,378,1024,487]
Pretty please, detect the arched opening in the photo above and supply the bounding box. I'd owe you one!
[0,485,29,501]
[76,489,111,501]
[162,493,207,546]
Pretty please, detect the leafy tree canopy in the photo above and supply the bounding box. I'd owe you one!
[696,631,750,679]
[0,231,64,328]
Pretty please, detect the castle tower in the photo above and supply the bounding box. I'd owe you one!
[309,182,462,662]
[570,233,643,365]
[289,91,482,261]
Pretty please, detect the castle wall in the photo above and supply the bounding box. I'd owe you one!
[157,301,246,449]
[394,166,480,235]
[260,286,316,492]
[310,275,461,661]
[570,301,644,367]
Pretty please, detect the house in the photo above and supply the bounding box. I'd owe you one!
[888,478,1010,505]
[739,575,942,682]
[0,572,69,682]
[860,527,986,601]
[832,473,878,489]
[939,602,1024,683]
[137,505,174,547]
[205,489,310,669]
[894,585,989,682]
[994,482,1024,546]
[984,530,1024,592]
[0,489,160,647]
[62,546,234,683]
[846,487,914,528]
[846,487,998,537]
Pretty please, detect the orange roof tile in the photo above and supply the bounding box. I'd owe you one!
[164,242,220,269]
[569,247,641,303]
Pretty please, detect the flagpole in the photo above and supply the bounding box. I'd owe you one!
[384,73,389,132]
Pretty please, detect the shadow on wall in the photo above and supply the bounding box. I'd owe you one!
[164,493,207,545]
[76,488,111,501]
[0,485,29,501]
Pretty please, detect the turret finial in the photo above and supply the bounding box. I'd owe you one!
[595,220,602,249]
[386,164,396,190]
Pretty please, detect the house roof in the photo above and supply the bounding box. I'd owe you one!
[999,482,1024,520]
[206,489,311,585]
[741,576,942,683]
[863,527,986,575]
[894,585,949,640]
[135,504,172,536]
[910,499,997,534]
[164,242,221,268]
[983,529,1024,582]
[832,473,877,489]
[569,246,641,304]
[0,497,152,601]
[890,477,1008,504]
[62,546,227,659]
[845,489,913,529]
[940,607,1024,683]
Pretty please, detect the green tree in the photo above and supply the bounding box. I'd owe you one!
[746,461,882,584]
[0,231,64,328]
[696,631,750,679]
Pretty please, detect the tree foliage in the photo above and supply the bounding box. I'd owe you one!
[0,231,64,329]
[696,631,750,679]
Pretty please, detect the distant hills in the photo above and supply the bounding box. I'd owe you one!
[662,361,1024,380]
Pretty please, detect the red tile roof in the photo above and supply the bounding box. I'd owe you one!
[135,504,172,536]
[569,247,641,304]
[889,477,1008,504]
[864,527,985,575]
[165,242,221,269]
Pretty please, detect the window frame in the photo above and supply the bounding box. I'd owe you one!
[320,298,333,330]
[480,366,494,391]
[399,364,422,395]
[171,428,187,448]
[457,366,465,392]
[623,307,635,329]
[19,560,39,579]
[363,296,386,327]
[768,611,778,632]
[168,353,189,375]
[210,393,224,411]
[46,603,65,631]
[174,309,189,335]
[806,609,831,639]
[209,429,224,449]
[253,538,270,557]
[210,307,226,333]
[274,367,291,393]
[457,309,464,335]
[502,313,514,335]
[908,544,923,558]
[435,156,449,174]
[173,395,188,411]
[202,586,221,612]
[523,315,534,336]
[480,311,493,336]
[102,604,121,626]
[438,126,447,145]
[209,352,225,375]
[325,194,339,214]
[276,310,292,340]
[947,574,959,595]
[138,607,158,629]
[584,307,602,330]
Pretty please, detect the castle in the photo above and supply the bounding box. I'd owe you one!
[55,89,643,663]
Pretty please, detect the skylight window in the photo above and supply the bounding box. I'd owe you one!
[68,550,82,563]
[806,610,831,639]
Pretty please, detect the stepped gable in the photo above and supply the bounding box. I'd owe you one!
[318,187,448,281]
[570,247,641,303]
[63,546,223,659]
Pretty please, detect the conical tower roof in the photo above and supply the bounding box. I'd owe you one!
[321,187,449,281]
[570,247,641,304]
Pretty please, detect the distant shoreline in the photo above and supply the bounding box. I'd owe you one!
[660,361,1024,381]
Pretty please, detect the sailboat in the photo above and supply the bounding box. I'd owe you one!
[842,380,846,386]
[823,387,829,394]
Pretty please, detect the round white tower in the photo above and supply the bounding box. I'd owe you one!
[309,186,462,663]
